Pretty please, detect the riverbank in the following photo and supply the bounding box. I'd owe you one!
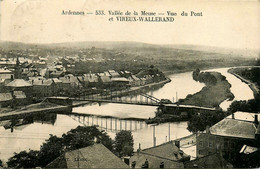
[228,67,259,98]
[0,104,70,121]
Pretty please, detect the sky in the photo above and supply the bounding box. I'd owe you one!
[0,0,259,50]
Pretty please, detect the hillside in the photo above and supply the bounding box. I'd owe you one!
[0,41,258,74]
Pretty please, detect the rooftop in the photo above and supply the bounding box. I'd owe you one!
[46,144,129,168]
[0,69,12,74]
[141,141,189,161]
[240,145,259,155]
[130,141,189,168]
[210,118,257,139]
[6,79,32,87]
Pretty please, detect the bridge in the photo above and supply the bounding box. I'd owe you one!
[73,92,162,106]
[69,114,148,133]
[72,91,216,114]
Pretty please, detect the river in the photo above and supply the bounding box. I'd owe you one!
[0,68,254,161]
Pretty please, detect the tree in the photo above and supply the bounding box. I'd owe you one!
[61,126,113,151]
[192,68,200,81]
[37,135,64,167]
[0,159,3,167]
[114,130,134,157]
[7,150,40,168]
[227,99,259,113]
[187,110,226,133]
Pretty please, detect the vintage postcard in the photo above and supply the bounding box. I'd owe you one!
[0,0,259,168]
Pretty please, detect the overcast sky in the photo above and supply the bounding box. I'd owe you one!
[0,0,259,50]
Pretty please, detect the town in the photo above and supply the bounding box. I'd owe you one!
[0,49,168,109]
[0,43,259,168]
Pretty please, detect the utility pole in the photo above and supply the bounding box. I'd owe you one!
[168,123,171,141]
[77,149,80,168]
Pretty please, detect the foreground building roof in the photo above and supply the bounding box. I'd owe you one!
[130,141,189,168]
[210,118,257,139]
[45,144,129,168]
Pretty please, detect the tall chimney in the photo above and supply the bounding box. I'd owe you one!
[232,113,235,119]
[175,140,180,148]
[137,143,141,154]
[254,114,259,126]
[206,125,210,134]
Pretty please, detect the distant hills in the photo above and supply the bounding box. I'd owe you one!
[0,40,259,58]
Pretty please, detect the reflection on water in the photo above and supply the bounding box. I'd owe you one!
[0,114,190,161]
[0,114,78,161]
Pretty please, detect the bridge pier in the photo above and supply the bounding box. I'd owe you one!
[130,120,132,131]
[125,120,127,130]
[110,118,112,131]
[106,118,107,131]
[115,119,117,131]
[120,120,122,130]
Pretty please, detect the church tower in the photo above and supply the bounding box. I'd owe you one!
[14,56,21,79]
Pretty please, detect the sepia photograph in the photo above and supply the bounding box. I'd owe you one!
[0,0,259,168]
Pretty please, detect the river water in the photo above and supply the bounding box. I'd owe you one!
[0,69,254,161]
[207,68,254,110]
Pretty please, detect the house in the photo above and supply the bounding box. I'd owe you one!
[82,74,99,88]
[98,76,112,88]
[196,111,260,167]
[108,70,120,78]
[111,77,129,89]
[130,141,190,168]
[0,68,14,80]
[5,79,33,97]
[51,78,63,95]
[49,70,65,78]
[0,92,13,107]
[12,90,27,105]
[30,79,56,97]
[131,75,141,86]
[59,75,82,96]
[45,144,129,168]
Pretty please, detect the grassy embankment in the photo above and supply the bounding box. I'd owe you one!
[228,67,260,98]
[178,71,234,108]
